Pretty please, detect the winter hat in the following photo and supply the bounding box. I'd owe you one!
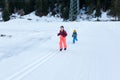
[60,26,64,28]
[73,29,76,32]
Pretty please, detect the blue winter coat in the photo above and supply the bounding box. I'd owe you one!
[72,32,77,38]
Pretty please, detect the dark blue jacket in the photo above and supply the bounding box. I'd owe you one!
[72,32,77,38]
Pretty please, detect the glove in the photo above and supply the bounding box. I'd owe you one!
[57,33,60,36]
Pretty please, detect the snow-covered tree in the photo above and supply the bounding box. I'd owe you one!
[109,0,120,21]
[2,0,10,21]
[95,0,101,21]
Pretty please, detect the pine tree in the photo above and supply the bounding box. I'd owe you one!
[62,6,69,20]
[101,0,111,11]
[0,0,4,8]
[49,0,56,15]
[35,0,43,16]
[24,0,34,14]
[61,0,69,20]
[35,0,49,16]
[42,0,49,15]
[2,0,10,21]
[109,0,120,21]
[95,0,101,20]
[115,0,120,21]
[86,0,96,15]
[15,0,25,10]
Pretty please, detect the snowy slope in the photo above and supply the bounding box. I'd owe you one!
[11,12,63,22]
[0,21,120,80]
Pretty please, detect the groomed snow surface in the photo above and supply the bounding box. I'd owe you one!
[0,21,120,80]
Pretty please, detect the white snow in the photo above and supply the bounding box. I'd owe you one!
[78,10,114,21]
[0,19,120,80]
[0,10,117,22]
[11,12,63,22]
[0,12,2,20]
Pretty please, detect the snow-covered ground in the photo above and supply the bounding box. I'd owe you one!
[0,20,120,80]
[11,12,63,22]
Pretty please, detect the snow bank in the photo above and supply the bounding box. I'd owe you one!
[77,10,115,21]
[11,12,63,22]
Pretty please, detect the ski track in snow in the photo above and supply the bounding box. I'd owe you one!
[5,50,59,80]
[0,31,54,61]
[1,22,120,80]
[3,29,57,80]
[4,26,75,80]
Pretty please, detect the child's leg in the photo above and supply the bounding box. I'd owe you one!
[76,37,78,41]
[59,37,63,49]
[73,37,76,43]
[63,37,67,49]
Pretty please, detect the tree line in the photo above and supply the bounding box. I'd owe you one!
[0,0,120,21]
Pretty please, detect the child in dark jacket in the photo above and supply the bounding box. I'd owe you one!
[72,29,78,43]
[57,26,67,51]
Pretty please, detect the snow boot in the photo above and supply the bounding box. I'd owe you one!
[60,48,62,51]
[64,48,66,50]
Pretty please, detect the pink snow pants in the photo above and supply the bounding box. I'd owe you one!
[59,36,67,49]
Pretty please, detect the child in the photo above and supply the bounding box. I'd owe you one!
[57,26,67,51]
[72,29,78,43]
